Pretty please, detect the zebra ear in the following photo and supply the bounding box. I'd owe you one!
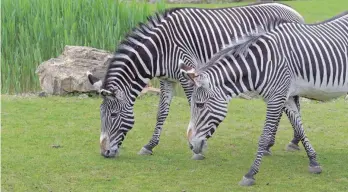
[179,61,197,83]
[196,75,210,89]
[100,89,114,97]
[86,71,103,91]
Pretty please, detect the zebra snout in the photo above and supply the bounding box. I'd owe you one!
[101,149,111,158]
[101,149,118,158]
[100,135,118,158]
[191,138,207,154]
[189,143,193,150]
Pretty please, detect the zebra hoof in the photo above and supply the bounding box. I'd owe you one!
[309,165,322,174]
[286,142,300,152]
[192,153,205,160]
[239,176,255,186]
[137,147,153,155]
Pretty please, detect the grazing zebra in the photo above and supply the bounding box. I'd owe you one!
[179,11,348,186]
[86,2,305,158]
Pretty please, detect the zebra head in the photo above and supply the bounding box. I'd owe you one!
[180,64,228,155]
[87,71,135,158]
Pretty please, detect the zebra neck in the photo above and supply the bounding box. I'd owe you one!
[211,53,266,100]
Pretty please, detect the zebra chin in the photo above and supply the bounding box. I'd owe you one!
[190,137,208,155]
[101,148,119,158]
[100,145,120,158]
[100,134,120,158]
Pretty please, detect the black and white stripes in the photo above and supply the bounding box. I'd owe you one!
[87,2,305,157]
[180,11,348,185]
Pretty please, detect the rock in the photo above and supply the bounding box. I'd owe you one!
[35,45,113,95]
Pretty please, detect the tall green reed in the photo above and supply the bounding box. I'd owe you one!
[1,0,166,94]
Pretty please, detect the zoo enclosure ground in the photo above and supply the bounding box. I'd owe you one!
[1,95,348,191]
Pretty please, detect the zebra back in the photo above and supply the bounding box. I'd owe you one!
[101,2,304,94]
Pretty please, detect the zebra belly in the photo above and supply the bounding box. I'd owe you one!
[290,80,348,101]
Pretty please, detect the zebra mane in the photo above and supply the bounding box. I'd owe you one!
[196,30,263,73]
[115,8,182,53]
[198,18,288,72]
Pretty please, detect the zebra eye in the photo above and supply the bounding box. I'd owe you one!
[195,102,205,108]
[111,113,118,117]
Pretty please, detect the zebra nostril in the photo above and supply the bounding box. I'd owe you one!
[189,143,193,150]
[105,150,110,156]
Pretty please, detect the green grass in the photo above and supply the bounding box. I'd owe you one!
[2,95,348,191]
[2,0,348,94]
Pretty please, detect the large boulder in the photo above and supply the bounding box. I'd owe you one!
[36,45,113,95]
[36,45,161,95]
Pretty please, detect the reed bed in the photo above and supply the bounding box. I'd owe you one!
[1,0,165,94]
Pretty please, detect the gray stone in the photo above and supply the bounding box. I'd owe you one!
[35,45,113,95]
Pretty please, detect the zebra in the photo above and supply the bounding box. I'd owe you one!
[179,11,348,186]
[86,2,305,158]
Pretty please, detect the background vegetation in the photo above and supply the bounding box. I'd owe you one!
[2,0,348,94]
[1,0,164,93]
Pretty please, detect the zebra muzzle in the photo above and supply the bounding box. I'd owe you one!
[191,139,207,154]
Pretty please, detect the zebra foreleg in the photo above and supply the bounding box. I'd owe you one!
[284,96,302,151]
[240,97,286,186]
[179,77,194,105]
[284,96,322,174]
[138,80,175,155]
[263,111,283,156]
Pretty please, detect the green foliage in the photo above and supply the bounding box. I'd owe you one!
[1,0,165,93]
[2,95,348,191]
[1,0,348,95]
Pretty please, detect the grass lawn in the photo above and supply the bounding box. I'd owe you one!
[2,95,348,191]
[165,0,348,23]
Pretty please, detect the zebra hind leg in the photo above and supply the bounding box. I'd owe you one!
[240,97,287,186]
[284,96,322,174]
[138,80,175,156]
